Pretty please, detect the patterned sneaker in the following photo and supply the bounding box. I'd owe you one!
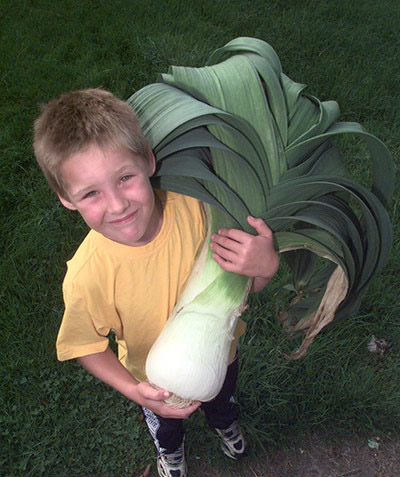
[215,421,247,460]
[157,442,187,477]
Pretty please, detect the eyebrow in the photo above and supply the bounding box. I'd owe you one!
[115,164,136,175]
[69,186,95,200]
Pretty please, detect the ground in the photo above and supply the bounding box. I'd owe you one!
[137,434,400,477]
[229,435,400,477]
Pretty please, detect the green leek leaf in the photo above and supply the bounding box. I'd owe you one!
[128,37,395,358]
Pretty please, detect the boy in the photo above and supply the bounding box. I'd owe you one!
[33,88,279,477]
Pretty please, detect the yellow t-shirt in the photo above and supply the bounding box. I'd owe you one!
[57,190,245,382]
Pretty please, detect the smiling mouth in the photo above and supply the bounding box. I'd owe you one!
[109,210,138,225]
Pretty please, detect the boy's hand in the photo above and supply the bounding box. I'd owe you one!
[78,348,201,419]
[134,381,201,419]
[210,216,279,292]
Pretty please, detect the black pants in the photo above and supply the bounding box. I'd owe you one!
[142,355,239,454]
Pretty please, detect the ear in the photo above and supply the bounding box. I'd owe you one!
[147,147,156,176]
[57,193,77,211]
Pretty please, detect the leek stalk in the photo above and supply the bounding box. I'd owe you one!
[146,206,250,406]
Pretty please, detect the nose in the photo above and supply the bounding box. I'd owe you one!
[107,190,129,215]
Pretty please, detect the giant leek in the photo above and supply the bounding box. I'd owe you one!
[128,37,395,405]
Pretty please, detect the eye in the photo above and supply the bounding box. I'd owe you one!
[120,174,134,183]
[83,190,98,199]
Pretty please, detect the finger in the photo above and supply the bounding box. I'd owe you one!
[160,400,201,419]
[247,216,273,238]
[142,384,170,401]
[177,401,202,416]
[211,231,250,254]
[158,389,171,401]
[210,241,238,262]
[211,253,240,273]
[213,228,249,243]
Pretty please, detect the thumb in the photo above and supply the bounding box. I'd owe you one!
[142,382,170,401]
[158,389,171,401]
[152,388,171,401]
[247,216,273,238]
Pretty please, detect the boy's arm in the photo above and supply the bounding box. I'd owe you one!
[210,215,279,293]
[78,347,200,418]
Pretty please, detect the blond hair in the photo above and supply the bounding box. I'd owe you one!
[33,88,149,198]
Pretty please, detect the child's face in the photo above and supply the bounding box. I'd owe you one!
[58,143,162,247]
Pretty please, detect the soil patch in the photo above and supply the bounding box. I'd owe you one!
[240,434,400,477]
[137,434,400,477]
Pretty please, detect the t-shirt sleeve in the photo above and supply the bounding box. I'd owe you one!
[56,280,111,361]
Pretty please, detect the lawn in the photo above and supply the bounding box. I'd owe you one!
[1,1,399,476]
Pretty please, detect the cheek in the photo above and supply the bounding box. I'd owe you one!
[78,204,104,227]
[144,187,155,208]
[129,181,155,207]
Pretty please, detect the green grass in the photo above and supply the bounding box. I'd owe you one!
[1,0,399,475]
